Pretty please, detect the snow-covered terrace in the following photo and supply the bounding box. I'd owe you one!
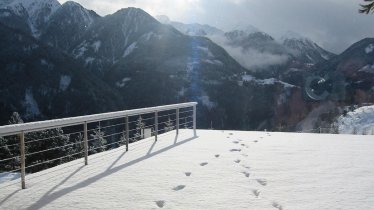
[1,129,373,209]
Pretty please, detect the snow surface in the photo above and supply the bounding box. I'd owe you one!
[358,64,374,73]
[337,105,374,135]
[202,59,223,66]
[241,76,295,89]
[123,42,137,58]
[24,88,41,118]
[92,41,101,53]
[59,75,71,91]
[197,46,214,57]
[1,130,373,209]
[0,172,21,184]
[365,44,374,54]
[115,77,131,88]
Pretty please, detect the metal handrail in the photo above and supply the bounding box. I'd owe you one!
[0,102,198,190]
[0,102,197,136]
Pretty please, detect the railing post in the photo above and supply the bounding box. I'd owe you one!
[193,105,197,136]
[84,122,88,165]
[155,111,158,141]
[176,108,179,135]
[125,116,129,151]
[19,131,26,189]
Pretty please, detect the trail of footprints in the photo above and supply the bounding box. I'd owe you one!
[228,132,283,210]
[154,132,282,209]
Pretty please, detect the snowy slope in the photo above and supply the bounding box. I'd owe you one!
[1,130,373,209]
[281,31,335,63]
[3,0,61,36]
[337,105,374,135]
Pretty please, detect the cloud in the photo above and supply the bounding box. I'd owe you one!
[58,0,374,54]
[208,34,289,70]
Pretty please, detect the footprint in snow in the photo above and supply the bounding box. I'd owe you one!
[234,159,241,164]
[254,140,258,143]
[241,165,251,169]
[256,179,267,186]
[173,185,186,191]
[241,154,248,157]
[229,133,234,135]
[155,200,165,208]
[232,141,239,144]
[252,189,260,197]
[241,171,250,177]
[185,172,191,176]
[200,162,208,166]
[241,143,249,148]
[230,149,241,152]
[215,154,220,158]
[272,202,283,210]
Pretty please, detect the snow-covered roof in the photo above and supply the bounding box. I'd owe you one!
[1,129,373,209]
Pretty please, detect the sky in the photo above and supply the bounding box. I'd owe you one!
[58,0,374,54]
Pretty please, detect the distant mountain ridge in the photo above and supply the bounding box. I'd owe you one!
[156,15,335,67]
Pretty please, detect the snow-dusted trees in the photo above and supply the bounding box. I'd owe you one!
[26,128,70,172]
[0,112,82,173]
[134,116,145,141]
[0,112,23,171]
[164,117,175,132]
[89,125,107,154]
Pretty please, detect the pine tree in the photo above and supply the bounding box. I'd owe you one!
[164,117,175,132]
[26,127,71,172]
[0,137,12,171]
[134,116,145,140]
[0,112,24,171]
[360,0,374,14]
[89,126,107,154]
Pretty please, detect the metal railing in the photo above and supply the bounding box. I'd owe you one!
[0,102,198,189]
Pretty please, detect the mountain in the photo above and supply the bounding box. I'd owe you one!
[40,1,100,52]
[276,38,374,131]
[313,38,374,103]
[70,8,267,129]
[281,31,335,64]
[225,30,288,55]
[0,22,123,123]
[0,0,60,36]
[156,15,224,36]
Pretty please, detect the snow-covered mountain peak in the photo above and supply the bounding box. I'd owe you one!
[155,15,171,24]
[6,0,60,16]
[62,1,83,8]
[115,7,149,17]
[59,1,98,27]
[280,31,334,63]
[4,0,61,36]
[280,31,310,43]
[231,23,259,34]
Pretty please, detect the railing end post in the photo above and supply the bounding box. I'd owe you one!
[84,122,88,165]
[155,111,158,141]
[125,116,129,152]
[193,105,197,137]
[19,131,26,189]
